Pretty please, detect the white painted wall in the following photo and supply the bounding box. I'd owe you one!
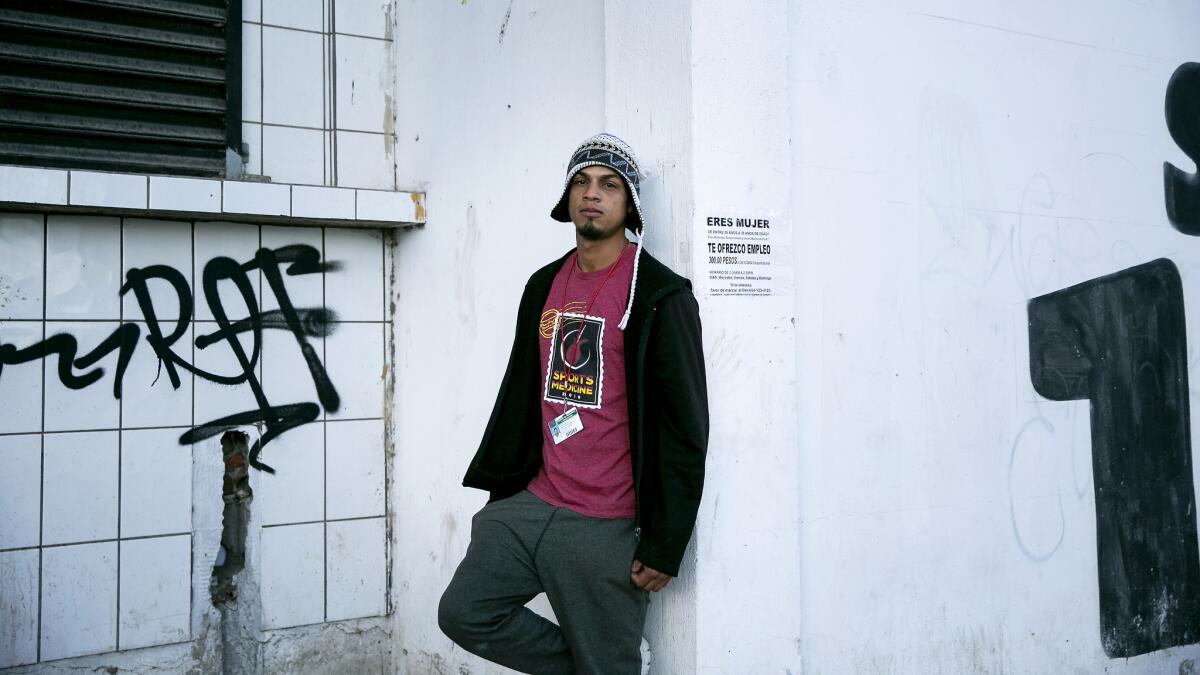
[392,1,1200,673]
[790,0,1200,672]
[388,1,608,671]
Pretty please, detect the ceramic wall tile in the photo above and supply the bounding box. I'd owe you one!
[40,541,118,661]
[242,22,263,123]
[42,431,118,546]
[335,35,389,134]
[222,181,290,217]
[335,131,394,190]
[259,522,324,629]
[242,0,260,22]
[261,328,326,420]
[46,216,120,320]
[69,171,146,210]
[242,123,263,176]
[119,535,191,650]
[120,429,192,538]
[263,0,323,32]
[0,213,44,320]
[324,228,383,321]
[262,125,325,186]
[120,322,193,430]
[0,166,67,205]
[192,326,262,428]
[193,222,260,323]
[292,186,355,219]
[43,321,121,433]
[0,322,43,434]
[335,0,390,39]
[0,434,41,550]
[326,419,384,520]
[260,225,323,313]
[148,178,220,213]
[326,517,386,621]
[256,421,323,526]
[262,27,324,129]
[0,549,39,668]
[323,323,383,420]
[121,218,193,323]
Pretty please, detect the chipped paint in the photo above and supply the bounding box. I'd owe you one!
[411,192,426,223]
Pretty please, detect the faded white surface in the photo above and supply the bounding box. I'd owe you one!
[389,1,606,672]
[789,0,1200,672]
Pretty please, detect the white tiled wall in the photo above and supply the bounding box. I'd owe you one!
[0,549,39,668]
[46,216,121,321]
[40,542,118,661]
[0,214,389,664]
[241,0,394,189]
[0,435,40,550]
[118,536,191,650]
[0,321,43,435]
[42,431,119,546]
[0,213,44,320]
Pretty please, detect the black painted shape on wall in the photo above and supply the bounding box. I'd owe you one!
[1028,258,1200,658]
[1165,62,1200,234]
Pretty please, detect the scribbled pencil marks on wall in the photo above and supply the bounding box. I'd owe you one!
[1164,62,1200,234]
[0,244,340,473]
[1028,259,1200,658]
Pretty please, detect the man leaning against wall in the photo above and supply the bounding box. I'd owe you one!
[438,133,710,674]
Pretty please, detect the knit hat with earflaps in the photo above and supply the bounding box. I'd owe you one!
[550,132,646,330]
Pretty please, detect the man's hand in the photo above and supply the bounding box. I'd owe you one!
[630,559,671,592]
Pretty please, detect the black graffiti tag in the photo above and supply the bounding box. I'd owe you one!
[0,244,340,473]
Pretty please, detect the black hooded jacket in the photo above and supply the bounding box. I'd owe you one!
[462,248,709,576]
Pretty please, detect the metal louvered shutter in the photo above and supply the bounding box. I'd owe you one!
[0,0,241,178]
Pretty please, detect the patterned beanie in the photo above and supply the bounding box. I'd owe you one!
[550,132,645,232]
[550,132,646,330]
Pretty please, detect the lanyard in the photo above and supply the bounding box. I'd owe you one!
[555,245,626,405]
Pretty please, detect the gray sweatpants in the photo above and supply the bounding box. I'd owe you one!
[438,490,648,675]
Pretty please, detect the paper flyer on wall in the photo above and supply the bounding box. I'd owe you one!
[698,212,792,297]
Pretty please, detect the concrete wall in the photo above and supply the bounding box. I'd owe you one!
[790,0,1200,672]
[388,1,607,671]
[391,0,1200,673]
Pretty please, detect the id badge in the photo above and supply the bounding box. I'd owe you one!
[549,407,584,444]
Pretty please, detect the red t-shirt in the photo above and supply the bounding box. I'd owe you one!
[526,244,636,519]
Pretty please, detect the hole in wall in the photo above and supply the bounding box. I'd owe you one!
[211,431,252,604]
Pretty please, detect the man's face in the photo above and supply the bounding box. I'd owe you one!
[567,166,630,241]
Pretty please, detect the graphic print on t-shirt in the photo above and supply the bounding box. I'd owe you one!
[544,312,605,409]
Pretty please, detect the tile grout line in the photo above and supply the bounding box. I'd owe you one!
[0,317,394,324]
[0,417,385,439]
[322,223,329,621]
[115,217,125,652]
[322,4,328,187]
[249,19,391,42]
[37,213,47,664]
[329,0,338,187]
[259,20,266,176]
[382,230,391,616]
[2,532,193,553]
